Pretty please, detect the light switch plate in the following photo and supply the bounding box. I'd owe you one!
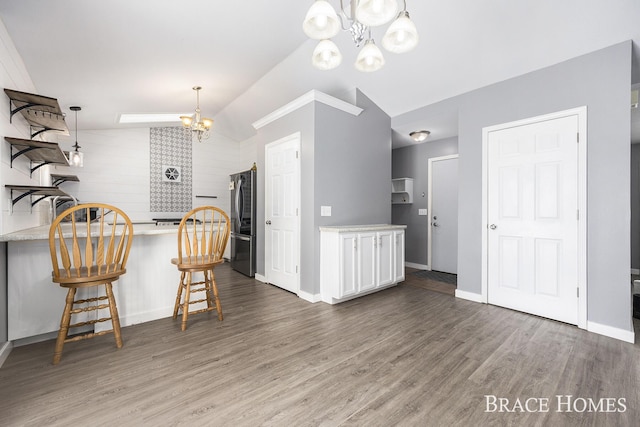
[321,206,332,216]
[418,209,428,216]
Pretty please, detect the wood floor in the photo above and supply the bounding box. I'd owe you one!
[1,264,639,426]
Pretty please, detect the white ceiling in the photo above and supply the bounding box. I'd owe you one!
[0,1,639,147]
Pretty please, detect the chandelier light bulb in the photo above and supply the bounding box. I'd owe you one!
[356,0,398,27]
[355,39,385,72]
[312,39,342,70]
[303,0,340,39]
[382,11,419,53]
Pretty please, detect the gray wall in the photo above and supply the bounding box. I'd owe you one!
[394,41,633,332]
[631,144,640,270]
[392,137,458,266]
[255,89,391,295]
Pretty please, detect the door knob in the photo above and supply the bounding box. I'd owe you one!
[266,220,272,225]
[432,222,439,227]
[489,224,497,230]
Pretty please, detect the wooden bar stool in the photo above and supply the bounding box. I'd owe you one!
[49,203,133,364]
[171,206,230,331]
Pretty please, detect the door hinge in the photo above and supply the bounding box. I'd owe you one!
[577,287,579,297]
[296,265,298,273]
[577,132,579,143]
[296,208,299,216]
[296,151,299,159]
[577,209,579,220]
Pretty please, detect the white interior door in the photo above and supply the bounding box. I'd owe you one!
[486,114,580,324]
[428,155,459,274]
[265,134,300,294]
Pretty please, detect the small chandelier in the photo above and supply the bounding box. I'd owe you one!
[68,106,83,167]
[303,0,418,72]
[180,86,213,142]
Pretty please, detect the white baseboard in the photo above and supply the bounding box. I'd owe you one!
[0,341,13,368]
[120,308,172,328]
[298,290,321,303]
[587,321,635,344]
[455,289,484,303]
[254,273,266,283]
[405,262,429,270]
[631,268,640,275]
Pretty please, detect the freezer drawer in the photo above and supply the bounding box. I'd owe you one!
[230,234,255,277]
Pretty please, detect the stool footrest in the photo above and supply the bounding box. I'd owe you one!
[65,329,114,343]
[69,316,113,329]
[70,303,110,314]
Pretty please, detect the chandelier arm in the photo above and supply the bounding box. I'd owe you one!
[337,0,353,30]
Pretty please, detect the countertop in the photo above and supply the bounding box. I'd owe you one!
[319,224,407,233]
[0,222,180,242]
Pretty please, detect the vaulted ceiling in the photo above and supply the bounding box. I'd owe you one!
[1,1,639,146]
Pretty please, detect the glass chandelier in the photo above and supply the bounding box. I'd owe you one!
[180,86,213,142]
[303,0,419,72]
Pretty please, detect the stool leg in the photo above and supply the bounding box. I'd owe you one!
[105,282,123,349]
[181,272,192,331]
[53,288,76,365]
[173,271,186,319]
[204,270,213,309]
[210,269,223,321]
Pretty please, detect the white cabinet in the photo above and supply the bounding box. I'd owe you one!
[320,225,406,304]
[392,178,414,204]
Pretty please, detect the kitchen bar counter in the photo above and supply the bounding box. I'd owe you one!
[4,222,218,342]
[0,222,176,242]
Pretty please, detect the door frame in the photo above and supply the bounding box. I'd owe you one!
[480,107,587,329]
[427,154,459,271]
[264,132,301,294]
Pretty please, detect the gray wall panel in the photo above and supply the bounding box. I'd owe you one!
[393,41,633,331]
[391,137,458,266]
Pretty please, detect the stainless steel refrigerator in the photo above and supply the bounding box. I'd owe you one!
[229,168,256,277]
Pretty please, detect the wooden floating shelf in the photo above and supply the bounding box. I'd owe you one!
[5,137,70,176]
[4,89,69,138]
[51,174,80,186]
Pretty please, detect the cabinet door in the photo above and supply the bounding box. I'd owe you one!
[377,230,394,287]
[358,232,377,292]
[339,234,358,298]
[394,230,406,282]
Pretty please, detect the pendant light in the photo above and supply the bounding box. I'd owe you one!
[68,106,83,168]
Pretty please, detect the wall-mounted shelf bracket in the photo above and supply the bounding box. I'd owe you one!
[5,185,69,214]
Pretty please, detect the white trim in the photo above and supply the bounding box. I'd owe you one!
[120,308,172,328]
[254,273,267,283]
[0,341,12,368]
[298,290,321,303]
[631,268,640,275]
[427,154,459,272]
[405,261,429,270]
[455,290,485,303]
[587,321,635,344]
[481,107,588,327]
[252,89,363,130]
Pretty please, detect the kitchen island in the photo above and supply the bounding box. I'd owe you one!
[2,223,192,342]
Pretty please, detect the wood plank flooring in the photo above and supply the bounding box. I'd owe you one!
[1,264,639,426]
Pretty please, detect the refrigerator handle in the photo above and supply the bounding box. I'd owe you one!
[236,177,243,230]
